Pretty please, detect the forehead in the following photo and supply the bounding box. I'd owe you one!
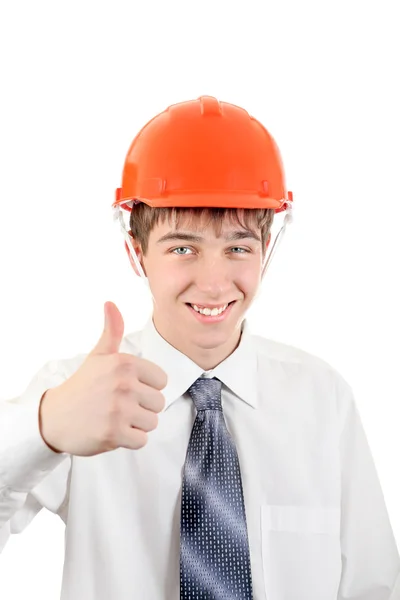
[149,218,262,249]
[152,210,260,237]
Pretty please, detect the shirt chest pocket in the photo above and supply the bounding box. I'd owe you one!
[260,505,342,600]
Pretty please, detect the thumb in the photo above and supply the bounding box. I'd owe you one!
[90,301,125,356]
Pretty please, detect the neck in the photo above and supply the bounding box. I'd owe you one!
[152,313,244,370]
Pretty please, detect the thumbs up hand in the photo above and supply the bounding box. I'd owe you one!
[39,302,167,457]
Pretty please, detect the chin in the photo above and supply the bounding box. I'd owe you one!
[190,329,233,349]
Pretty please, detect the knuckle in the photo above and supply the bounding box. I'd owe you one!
[112,371,137,394]
[155,391,166,412]
[114,377,130,393]
[102,422,118,449]
[108,393,122,418]
[110,353,124,371]
[147,412,159,431]
[155,368,168,390]
[161,370,168,388]
[113,353,136,374]
[103,405,125,449]
[135,430,148,449]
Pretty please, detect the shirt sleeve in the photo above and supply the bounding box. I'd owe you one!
[335,375,400,599]
[0,360,72,554]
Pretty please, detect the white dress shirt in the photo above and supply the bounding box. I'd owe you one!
[1,317,399,600]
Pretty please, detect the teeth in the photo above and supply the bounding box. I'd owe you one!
[191,303,229,316]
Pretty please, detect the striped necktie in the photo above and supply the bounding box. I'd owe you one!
[180,376,253,599]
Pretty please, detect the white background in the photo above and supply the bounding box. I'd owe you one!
[0,0,399,597]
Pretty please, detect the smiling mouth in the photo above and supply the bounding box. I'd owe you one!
[186,301,235,308]
[185,300,236,317]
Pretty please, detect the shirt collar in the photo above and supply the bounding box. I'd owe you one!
[138,316,258,412]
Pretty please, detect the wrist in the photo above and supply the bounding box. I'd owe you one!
[39,389,62,454]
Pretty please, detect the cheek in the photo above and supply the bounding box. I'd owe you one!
[243,276,260,296]
[150,266,188,296]
[236,262,261,285]
[240,275,262,303]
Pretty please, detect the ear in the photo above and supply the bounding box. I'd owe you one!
[124,232,146,277]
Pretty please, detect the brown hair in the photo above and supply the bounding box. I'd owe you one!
[129,204,275,256]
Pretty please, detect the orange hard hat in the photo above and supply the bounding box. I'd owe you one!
[113,95,293,215]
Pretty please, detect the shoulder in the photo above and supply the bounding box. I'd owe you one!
[249,329,352,396]
[249,332,356,429]
[250,330,334,371]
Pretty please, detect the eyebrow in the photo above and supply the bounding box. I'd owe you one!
[156,230,261,244]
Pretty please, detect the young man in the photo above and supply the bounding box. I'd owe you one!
[0,96,399,600]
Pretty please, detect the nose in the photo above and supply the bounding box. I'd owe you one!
[193,255,233,298]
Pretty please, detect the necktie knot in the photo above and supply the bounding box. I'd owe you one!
[187,377,222,412]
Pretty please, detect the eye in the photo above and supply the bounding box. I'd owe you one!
[170,246,251,255]
[230,247,250,253]
[171,247,193,255]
